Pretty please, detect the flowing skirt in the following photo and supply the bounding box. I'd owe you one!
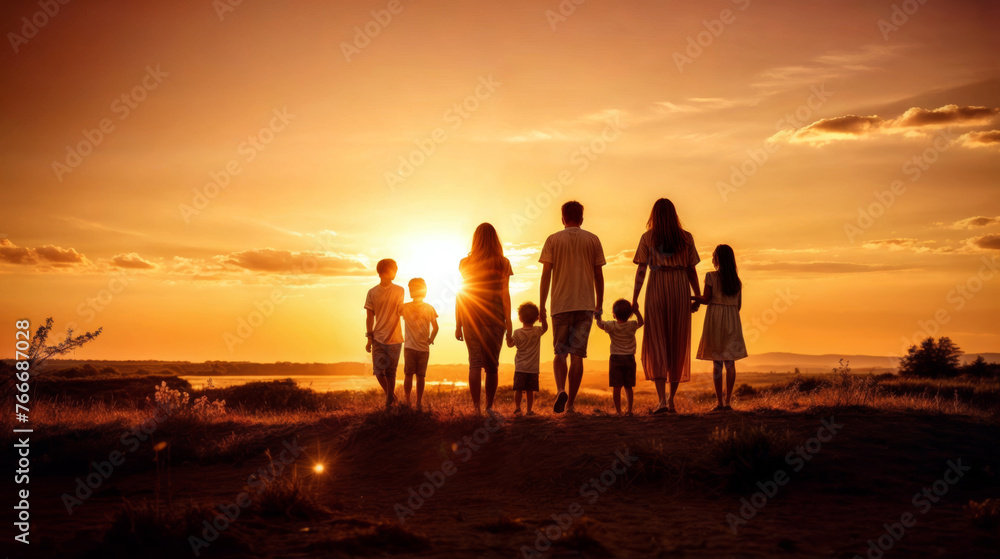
[641,268,691,383]
[696,304,748,361]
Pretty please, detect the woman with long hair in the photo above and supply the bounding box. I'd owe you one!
[631,198,701,413]
[456,223,513,413]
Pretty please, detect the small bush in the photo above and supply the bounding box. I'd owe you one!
[734,384,757,398]
[704,423,795,492]
[102,499,250,557]
[307,522,431,555]
[965,498,1000,535]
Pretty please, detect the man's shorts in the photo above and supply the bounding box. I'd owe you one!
[404,348,429,377]
[609,354,637,388]
[512,372,540,392]
[372,341,402,379]
[552,310,594,358]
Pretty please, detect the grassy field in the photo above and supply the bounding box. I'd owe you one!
[6,366,1000,558]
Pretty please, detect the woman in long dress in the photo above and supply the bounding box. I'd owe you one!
[456,223,513,413]
[631,199,701,413]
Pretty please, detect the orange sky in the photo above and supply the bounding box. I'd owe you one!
[1,0,998,365]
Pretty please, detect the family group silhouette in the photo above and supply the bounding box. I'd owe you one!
[365,198,748,415]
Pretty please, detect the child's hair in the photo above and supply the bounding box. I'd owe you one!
[376,258,397,275]
[612,299,633,321]
[408,277,427,297]
[517,301,540,324]
[562,201,584,224]
[713,244,742,296]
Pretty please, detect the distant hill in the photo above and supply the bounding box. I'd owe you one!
[24,352,1000,378]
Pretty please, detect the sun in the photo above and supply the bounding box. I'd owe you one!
[396,233,469,316]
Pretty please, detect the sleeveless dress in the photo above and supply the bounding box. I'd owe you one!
[457,256,512,374]
[696,271,748,361]
[633,230,699,383]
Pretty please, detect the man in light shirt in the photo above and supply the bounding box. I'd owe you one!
[538,201,606,413]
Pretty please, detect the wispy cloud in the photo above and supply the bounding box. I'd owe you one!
[752,45,903,95]
[950,215,1000,229]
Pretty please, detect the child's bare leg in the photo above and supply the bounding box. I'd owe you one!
[376,374,388,393]
[416,375,425,410]
[724,360,736,406]
[469,367,482,412]
[404,374,413,404]
[712,361,724,407]
[515,390,523,412]
[613,386,622,414]
[624,386,634,414]
[526,390,534,413]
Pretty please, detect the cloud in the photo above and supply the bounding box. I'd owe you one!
[0,239,89,266]
[34,245,88,264]
[951,216,1000,229]
[966,234,1000,251]
[743,260,906,274]
[958,129,1000,149]
[773,105,999,146]
[0,239,36,265]
[221,248,370,276]
[862,238,954,254]
[891,105,998,128]
[111,253,156,269]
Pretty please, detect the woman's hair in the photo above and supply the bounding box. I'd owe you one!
[647,198,688,255]
[468,223,505,274]
[713,244,741,296]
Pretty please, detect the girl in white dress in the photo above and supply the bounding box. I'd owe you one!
[694,245,747,411]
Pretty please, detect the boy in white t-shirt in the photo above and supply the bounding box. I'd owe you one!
[401,278,439,411]
[365,259,405,409]
[596,299,643,416]
[506,302,548,415]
